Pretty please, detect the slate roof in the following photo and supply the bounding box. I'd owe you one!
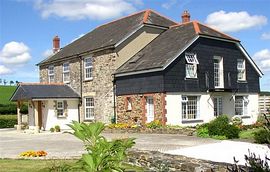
[115,21,239,75]
[10,83,80,101]
[38,10,176,65]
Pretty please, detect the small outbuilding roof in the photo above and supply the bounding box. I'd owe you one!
[10,83,80,101]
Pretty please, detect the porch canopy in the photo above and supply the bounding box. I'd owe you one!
[10,83,80,130]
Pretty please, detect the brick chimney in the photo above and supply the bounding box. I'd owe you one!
[53,36,60,53]
[181,10,190,23]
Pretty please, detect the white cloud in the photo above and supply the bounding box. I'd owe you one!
[261,32,270,40]
[0,65,13,75]
[0,41,31,65]
[42,49,53,58]
[205,11,267,32]
[34,0,138,20]
[253,49,270,72]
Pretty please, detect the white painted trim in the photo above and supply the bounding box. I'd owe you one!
[143,23,168,30]
[236,43,263,77]
[114,25,144,48]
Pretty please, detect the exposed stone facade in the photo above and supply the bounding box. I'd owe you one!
[81,50,116,123]
[39,50,116,124]
[116,93,166,125]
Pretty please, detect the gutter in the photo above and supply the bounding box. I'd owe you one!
[78,55,83,123]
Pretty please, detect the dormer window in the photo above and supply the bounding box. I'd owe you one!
[48,65,54,83]
[63,62,70,83]
[237,59,246,81]
[84,57,93,80]
[213,56,224,88]
[185,53,198,78]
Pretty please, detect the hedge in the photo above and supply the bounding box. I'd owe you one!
[0,103,28,115]
[0,115,17,128]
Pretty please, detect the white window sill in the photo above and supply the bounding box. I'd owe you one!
[237,80,247,83]
[185,77,198,80]
[84,118,95,121]
[57,116,66,119]
[84,78,93,81]
[241,116,251,119]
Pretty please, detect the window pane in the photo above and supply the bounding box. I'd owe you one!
[235,96,243,115]
[182,96,198,120]
[63,63,69,72]
[63,73,70,82]
[214,61,220,87]
[186,64,196,78]
[85,58,92,67]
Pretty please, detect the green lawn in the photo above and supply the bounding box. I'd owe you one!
[0,159,145,172]
[0,85,17,105]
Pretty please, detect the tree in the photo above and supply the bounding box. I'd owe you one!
[3,79,7,85]
[10,80,14,86]
[0,79,2,85]
[15,81,19,85]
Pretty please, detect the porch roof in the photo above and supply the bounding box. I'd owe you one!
[10,83,80,101]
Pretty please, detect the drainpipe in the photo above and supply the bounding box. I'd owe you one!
[78,55,83,123]
[112,74,116,124]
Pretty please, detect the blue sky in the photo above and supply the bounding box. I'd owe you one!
[0,0,269,91]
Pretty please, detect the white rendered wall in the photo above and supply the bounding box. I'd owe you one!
[42,99,79,130]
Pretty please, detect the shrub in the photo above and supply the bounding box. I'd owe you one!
[68,121,135,172]
[0,104,16,114]
[20,104,28,114]
[107,123,130,129]
[196,123,209,138]
[254,129,270,144]
[50,127,55,132]
[0,115,17,128]
[54,125,61,132]
[231,116,242,125]
[208,115,240,139]
[146,120,163,129]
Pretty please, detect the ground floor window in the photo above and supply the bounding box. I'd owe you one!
[235,96,248,116]
[214,97,223,116]
[181,96,200,120]
[85,97,94,120]
[56,101,64,117]
[146,96,154,123]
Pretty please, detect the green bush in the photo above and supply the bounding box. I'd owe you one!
[0,104,16,114]
[0,115,17,128]
[54,125,60,132]
[68,121,135,171]
[196,123,209,138]
[254,129,270,144]
[20,104,28,114]
[50,127,55,132]
[208,115,240,139]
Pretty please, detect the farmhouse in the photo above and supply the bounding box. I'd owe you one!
[11,9,263,131]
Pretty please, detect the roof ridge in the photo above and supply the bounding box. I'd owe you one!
[96,9,147,29]
[192,21,201,34]
[197,22,239,41]
[169,21,193,28]
[20,82,65,86]
[145,9,177,25]
[142,9,151,23]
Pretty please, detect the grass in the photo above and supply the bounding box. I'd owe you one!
[0,85,17,105]
[239,128,262,140]
[0,159,145,172]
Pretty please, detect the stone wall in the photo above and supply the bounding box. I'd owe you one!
[39,58,81,94]
[127,150,229,171]
[116,93,166,125]
[81,50,116,123]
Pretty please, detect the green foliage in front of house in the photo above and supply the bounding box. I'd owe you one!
[68,121,135,172]
[0,115,17,128]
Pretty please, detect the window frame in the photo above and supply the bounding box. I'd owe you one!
[213,56,224,88]
[126,97,132,111]
[213,97,223,116]
[237,59,246,81]
[62,62,70,83]
[84,57,93,81]
[185,52,198,79]
[56,100,64,117]
[181,95,200,120]
[235,96,248,116]
[48,65,54,83]
[85,97,94,120]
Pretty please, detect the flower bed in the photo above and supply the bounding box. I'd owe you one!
[20,150,47,158]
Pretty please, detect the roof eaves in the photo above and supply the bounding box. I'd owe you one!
[9,85,20,101]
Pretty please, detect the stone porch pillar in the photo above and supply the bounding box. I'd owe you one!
[33,101,40,133]
[16,101,22,130]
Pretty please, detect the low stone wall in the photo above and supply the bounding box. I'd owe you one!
[104,127,196,136]
[126,149,230,171]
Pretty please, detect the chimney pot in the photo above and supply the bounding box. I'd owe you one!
[53,35,60,53]
[181,10,190,23]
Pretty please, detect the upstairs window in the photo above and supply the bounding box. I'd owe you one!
[84,57,93,80]
[235,96,248,116]
[48,65,54,83]
[213,56,224,88]
[85,97,94,120]
[181,96,200,120]
[237,59,246,81]
[185,53,198,78]
[63,62,70,83]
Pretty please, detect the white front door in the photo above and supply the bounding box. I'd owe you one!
[146,96,154,123]
[214,97,223,116]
